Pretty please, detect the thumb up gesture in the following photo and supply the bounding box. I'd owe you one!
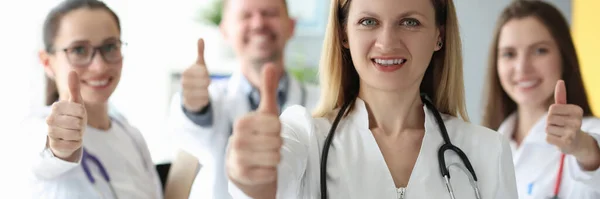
[46,71,87,162]
[545,80,585,154]
[182,38,211,112]
[226,64,282,198]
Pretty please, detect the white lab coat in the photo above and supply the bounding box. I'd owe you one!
[168,71,320,199]
[498,113,600,199]
[228,98,518,199]
[23,106,163,199]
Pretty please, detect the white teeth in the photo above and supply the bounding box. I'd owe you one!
[374,59,406,66]
[516,80,539,88]
[88,79,109,87]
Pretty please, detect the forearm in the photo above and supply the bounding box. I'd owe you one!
[574,131,600,171]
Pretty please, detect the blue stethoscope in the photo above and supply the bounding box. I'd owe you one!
[320,94,482,199]
[82,148,119,199]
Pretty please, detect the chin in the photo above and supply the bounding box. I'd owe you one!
[512,94,550,108]
[82,96,111,105]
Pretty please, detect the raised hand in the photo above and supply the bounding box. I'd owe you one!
[46,71,87,162]
[182,38,211,112]
[227,63,282,198]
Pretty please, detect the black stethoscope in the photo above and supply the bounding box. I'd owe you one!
[320,94,482,199]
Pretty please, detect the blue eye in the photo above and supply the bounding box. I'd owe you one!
[360,18,378,26]
[401,19,421,27]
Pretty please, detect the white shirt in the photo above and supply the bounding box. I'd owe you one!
[24,107,163,199]
[168,71,320,199]
[498,113,600,199]
[228,99,518,199]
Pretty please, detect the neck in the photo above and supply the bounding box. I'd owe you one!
[359,85,424,137]
[514,104,547,145]
[85,103,111,130]
[240,58,285,88]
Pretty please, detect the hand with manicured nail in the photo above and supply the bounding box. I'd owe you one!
[46,71,87,162]
[227,63,282,198]
[182,38,211,112]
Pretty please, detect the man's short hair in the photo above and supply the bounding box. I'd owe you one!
[222,0,289,15]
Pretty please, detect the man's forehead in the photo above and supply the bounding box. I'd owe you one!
[224,0,288,13]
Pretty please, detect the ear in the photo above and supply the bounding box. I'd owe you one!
[434,26,444,51]
[434,38,442,51]
[341,27,350,49]
[39,50,55,79]
[287,17,296,40]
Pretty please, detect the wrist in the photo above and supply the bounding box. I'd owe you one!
[573,131,600,171]
[50,147,82,163]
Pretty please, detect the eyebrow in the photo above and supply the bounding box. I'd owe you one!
[358,10,429,20]
[66,37,119,46]
[498,40,554,51]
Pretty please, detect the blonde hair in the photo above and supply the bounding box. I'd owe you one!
[313,0,469,122]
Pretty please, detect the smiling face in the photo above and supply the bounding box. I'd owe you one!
[344,0,442,92]
[220,0,295,74]
[41,8,122,105]
[496,16,562,107]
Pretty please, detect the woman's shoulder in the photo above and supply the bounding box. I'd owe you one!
[442,114,507,151]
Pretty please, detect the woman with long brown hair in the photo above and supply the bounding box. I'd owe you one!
[482,1,600,198]
[223,0,517,198]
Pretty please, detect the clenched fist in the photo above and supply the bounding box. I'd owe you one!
[46,71,87,162]
[227,64,282,198]
[182,38,211,112]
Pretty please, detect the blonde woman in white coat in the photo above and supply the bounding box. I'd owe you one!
[224,0,518,198]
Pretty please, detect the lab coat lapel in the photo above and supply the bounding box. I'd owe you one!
[283,75,303,109]
[225,72,251,124]
[498,113,520,163]
[405,106,454,199]
[326,99,397,199]
[498,112,558,184]
[498,112,551,166]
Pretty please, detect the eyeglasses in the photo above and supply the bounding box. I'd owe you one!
[57,40,126,67]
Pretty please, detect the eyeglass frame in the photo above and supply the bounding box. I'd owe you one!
[49,40,127,68]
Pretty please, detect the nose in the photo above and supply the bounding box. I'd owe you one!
[375,25,403,52]
[514,52,534,74]
[87,51,110,71]
[249,13,267,30]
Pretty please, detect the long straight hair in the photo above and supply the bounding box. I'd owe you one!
[481,0,593,130]
[313,0,468,121]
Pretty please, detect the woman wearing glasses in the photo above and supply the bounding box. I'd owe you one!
[24,0,162,198]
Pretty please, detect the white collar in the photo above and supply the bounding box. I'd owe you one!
[498,112,549,145]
